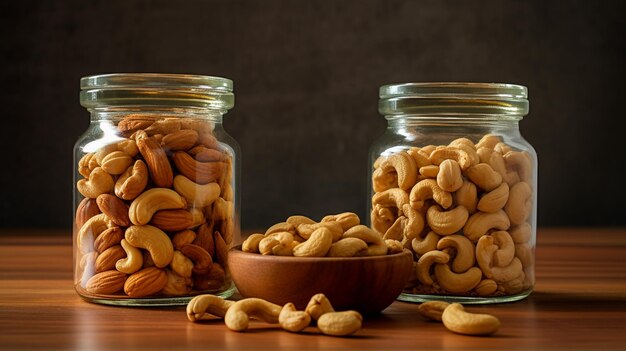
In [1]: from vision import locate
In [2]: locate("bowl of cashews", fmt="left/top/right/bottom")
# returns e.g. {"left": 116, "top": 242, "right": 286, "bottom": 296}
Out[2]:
{"left": 228, "top": 212, "right": 414, "bottom": 314}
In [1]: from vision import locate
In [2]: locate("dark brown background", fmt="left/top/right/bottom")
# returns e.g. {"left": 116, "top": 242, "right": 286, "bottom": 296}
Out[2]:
{"left": 0, "top": 0, "right": 624, "bottom": 230}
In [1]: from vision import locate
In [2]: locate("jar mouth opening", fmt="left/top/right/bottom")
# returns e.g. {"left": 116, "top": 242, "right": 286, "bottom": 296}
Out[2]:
{"left": 80, "top": 73, "right": 234, "bottom": 111}
{"left": 379, "top": 82, "right": 528, "bottom": 117}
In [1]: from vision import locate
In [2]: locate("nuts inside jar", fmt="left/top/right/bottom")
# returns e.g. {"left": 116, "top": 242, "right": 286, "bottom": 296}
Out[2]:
{"left": 371, "top": 134, "right": 534, "bottom": 297}
{"left": 75, "top": 114, "right": 235, "bottom": 298}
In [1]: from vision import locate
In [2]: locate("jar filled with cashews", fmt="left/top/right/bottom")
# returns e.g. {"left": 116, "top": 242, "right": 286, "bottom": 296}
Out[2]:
{"left": 368, "top": 83, "right": 536, "bottom": 304}
{"left": 74, "top": 74, "right": 240, "bottom": 305}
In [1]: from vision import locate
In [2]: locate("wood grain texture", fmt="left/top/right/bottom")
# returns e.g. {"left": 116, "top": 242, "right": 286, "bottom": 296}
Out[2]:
{"left": 1, "top": 228, "right": 626, "bottom": 351}
{"left": 228, "top": 247, "right": 413, "bottom": 313}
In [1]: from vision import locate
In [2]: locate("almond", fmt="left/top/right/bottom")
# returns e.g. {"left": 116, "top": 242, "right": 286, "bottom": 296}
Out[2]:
{"left": 93, "top": 227, "right": 124, "bottom": 253}
{"left": 136, "top": 131, "right": 174, "bottom": 188}
{"left": 188, "top": 145, "right": 228, "bottom": 162}
{"left": 144, "top": 118, "right": 181, "bottom": 136}
{"left": 172, "top": 151, "right": 225, "bottom": 185}
{"left": 95, "top": 245, "right": 127, "bottom": 273}
{"left": 96, "top": 194, "right": 131, "bottom": 227}
{"left": 76, "top": 198, "right": 101, "bottom": 229}
{"left": 193, "top": 222, "right": 215, "bottom": 257}
{"left": 150, "top": 209, "right": 195, "bottom": 231}
{"left": 118, "top": 114, "right": 154, "bottom": 136}
{"left": 213, "top": 230, "right": 229, "bottom": 267}
{"left": 124, "top": 267, "right": 168, "bottom": 297}
{"left": 86, "top": 270, "right": 127, "bottom": 295}
{"left": 193, "top": 263, "right": 225, "bottom": 291}
{"left": 161, "top": 129, "right": 198, "bottom": 151}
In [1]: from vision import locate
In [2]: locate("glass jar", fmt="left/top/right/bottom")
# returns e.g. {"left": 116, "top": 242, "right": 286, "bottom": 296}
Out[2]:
{"left": 74, "top": 73, "right": 240, "bottom": 306}
{"left": 368, "top": 82, "right": 536, "bottom": 304}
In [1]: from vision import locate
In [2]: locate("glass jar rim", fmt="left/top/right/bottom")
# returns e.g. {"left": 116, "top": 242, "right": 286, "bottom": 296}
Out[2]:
{"left": 80, "top": 73, "right": 234, "bottom": 111}
{"left": 379, "top": 82, "right": 528, "bottom": 118}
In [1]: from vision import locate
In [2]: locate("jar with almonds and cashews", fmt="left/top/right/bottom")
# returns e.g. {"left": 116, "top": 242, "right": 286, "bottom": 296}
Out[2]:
{"left": 368, "top": 83, "right": 536, "bottom": 303}
{"left": 74, "top": 74, "right": 240, "bottom": 305}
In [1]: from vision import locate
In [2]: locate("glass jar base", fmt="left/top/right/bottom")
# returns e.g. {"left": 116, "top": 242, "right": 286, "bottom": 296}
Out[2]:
{"left": 397, "top": 289, "right": 531, "bottom": 304}
{"left": 78, "top": 283, "right": 236, "bottom": 307}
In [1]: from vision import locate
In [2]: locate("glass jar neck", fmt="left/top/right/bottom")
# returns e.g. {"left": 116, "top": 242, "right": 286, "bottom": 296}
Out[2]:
{"left": 88, "top": 107, "right": 226, "bottom": 123}
{"left": 386, "top": 115, "right": 522, "bottom": 137}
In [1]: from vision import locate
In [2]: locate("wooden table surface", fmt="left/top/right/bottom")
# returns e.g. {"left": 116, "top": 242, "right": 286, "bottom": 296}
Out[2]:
{"left": 1, "top": 228, "right": 626, "bottom": 351}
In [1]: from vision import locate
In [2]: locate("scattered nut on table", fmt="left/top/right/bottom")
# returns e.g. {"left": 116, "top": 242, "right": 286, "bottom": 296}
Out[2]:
{"left": 187, "top": 293, "right": 363, "bottom": 337}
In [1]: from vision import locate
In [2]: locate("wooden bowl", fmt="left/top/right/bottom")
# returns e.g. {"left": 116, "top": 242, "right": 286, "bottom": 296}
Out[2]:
{"left": 227, "top": 247, "right": 413, "bottom": 314}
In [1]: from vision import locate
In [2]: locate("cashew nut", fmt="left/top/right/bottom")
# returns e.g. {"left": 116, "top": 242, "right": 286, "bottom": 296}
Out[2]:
{"left": 328, "top": 237, "right": 368, "bottom": 257}
{"left": 342, "top": 225, "right": 387, "bottom": 256}
{"left": 296, "top": 221, "right": 343, "bottom": 242}
{"left": 463, "top": 210, "right": 510, "bottom": 241}
{"left": 285, "top": 215, "right": 316, "bottom": 227}
{"left": 465, "top": 163, "right": 502, "bottom": 191}
{"left": 170, "top": 250, "right": 194, "bottom": 278}
{"left": 504, "top": 181, "right": 532, "bottom": 225}
{"left": 385, "top": 239, "right": 404, "bottom": 254}
{"left": 100, "top": 150, "right": 134, "bottom": 175}
{"left": 125, "top": 225, "right": 174, "bottom": 268}
{"left": 417, "top": 300, "right": 450, "bottom": 321}
{"left": 173, "top": 175, "right": 220, "bottom": 208}
{"left": 161, "top": 269, "right": 192, "bottom": 296}
{"left": 293, "top": 227, "right": 333, "bottom": 257}
{"left": 407, "top": 147, "right": 432, "bottom": 168}
{"left": 279, "top": 303, "right": 311, "bottom": 332}
{"left": 115, "top": 239, "right": 143, "bottom": 274}
{"left": 321, "top": 212, "right": 360, "bottom": 231}
{"left": 409, "top": 179, "right": 453, "bottom": 210}
{"left": 272, "top": 241, "right": 299, "bottom": 256}
{"left": 187, "top": 294, "right": 235, "bottom": 321}
{"left": 416, "top": 250, "right": 450, "bottom": 285}
{"left": 426, "top": 205, "right": 469, "bottom": 235}
{"left": 437, "top": 235, "right": 475, "bottom": 273}
{"left": 474, "top": 279, "right": 498, "bottom": 296}
{"left": 433, "top": 264, "right": 482, "bottom": 293}
{"left": 510, "top": 223, "right": 532, "bottom": 244}
{"left": 373, "top": 152, "right": 418, "bottom": 191}
{"left": 372, "top": 188, "right": 410, "bottom": 213}
{"left": 441, "top": 303, "right": 500, "bottom": 335}
{"left": 491, "top": 257, "right": 523, "bottom": 283}
{"left": 494, "top": 142, "right": 512, "bottom": 155}
{"left": 78, "top": 152, "right": 98, "bottom": 177}
{"left": 437, "top": 159, "right": 463, "bottom": 192}
{"left": 411, "top": 231, "right": 440, "bottom": 255}
{"left": 114, "top": 160, "right": 149, "bottom": 201}
{"left": 317, "top": 311, "right": 363, "bottom": 336}
{"left": 504, "top": 151, "right": 532, "bottom": 182}
{"left": 224, "top": 298, "right": 282, "bottom": 332}
{"left": 77, "top": 214, "right": 114, "bottom": 253}
{"left": 77, "top": 167, "right": 115, "bottom": 199}
{"left": 265, "top": 221, "right": 296, "bottom": 236}
{"left": 305, "top": 293, "right": 335, "bottom": 320}
{"left": 475, "top": 134, "right": 502, "bottom": 149}
{"left": 128, "top": 188, "right": 186, "bottom": 225}
{"left": 476, "top": 235, "right": 498, "bottom": 278}
{"left": 429, "top": 146, "right": 475, "bottom": 170}
{"left": 385, "top": 204, "right": 425, "bottom": 242}
{"left": 242, "top": 233, "right": 265, "bottom": 253}
{"left": 515, "top": 243, "right": 534, "bottom": 268}
{"left": 449, "top": 137, "right": 475, "bottom": 149}
{"left": 419, "top": 165, "right": 440, "bottom": 178}
{"left": 491, "top": 231, "right": 515, "bottom": 267}
{"left": 371, "top": 204, "right": 396, "bottom": 235}
{"left": 454, "top": 180, "right": 478, "bottom": 214}
{"left": 477, "top": 182, "right": 509, "bottom": 213}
